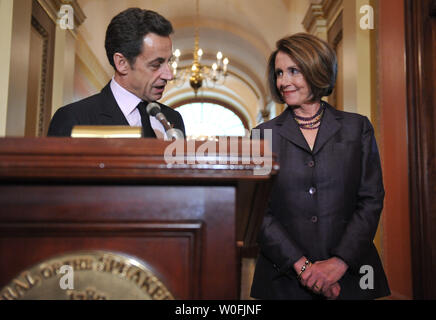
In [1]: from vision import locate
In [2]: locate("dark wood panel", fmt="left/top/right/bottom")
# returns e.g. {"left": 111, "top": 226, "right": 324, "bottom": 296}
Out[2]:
{"left": 0, "top": 185, "right": 237, "bottom": 299}
{"left": 0, "top": 138, "right": 277, "bottom": 299}
{"left": 405, "top": 0, "right": 436, "bottom": 299}
{"left": 0, "top": 222, "right": 202, "bottom": 299}
{"left": 0, "top": 138, "right": 276, "bottom": 182}
{"left": 0, "top": 186, "right": 226, "bottom": 222}
{"left": 377, "top": 0, "right": 412, "bottom": 299}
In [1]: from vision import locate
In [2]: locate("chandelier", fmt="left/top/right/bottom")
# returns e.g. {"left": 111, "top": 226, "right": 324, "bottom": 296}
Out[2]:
{"left": 171, "top": 0, "right": 229, "bottom": 95}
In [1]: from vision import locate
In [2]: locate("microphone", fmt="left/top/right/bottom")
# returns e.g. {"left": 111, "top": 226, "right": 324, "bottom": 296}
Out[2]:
{"left": 146, "top": 102, "right": 184, "bottom": 140}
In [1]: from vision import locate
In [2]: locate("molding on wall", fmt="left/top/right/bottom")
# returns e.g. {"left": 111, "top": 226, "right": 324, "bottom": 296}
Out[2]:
{"left": 30, "top": 16, "right": 49, "bottom": 137}
{"left": 303, "top": 0, "right": 343, "bottom": 36}
{"left": 303, "top": 4, "right": 326, "bottom": 35}
{"left": 37, "top": 0, "right": 86, "bottom": 37}
{"left": 75, "top": 32, "right": 111, "bottom": 91}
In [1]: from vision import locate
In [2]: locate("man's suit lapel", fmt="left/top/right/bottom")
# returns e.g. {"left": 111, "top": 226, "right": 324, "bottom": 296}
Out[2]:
{"left": 98, "top": 83, "right": 158, "bottom": 137}
{"left": 97, "top": 83, "right": 129, "bottom": 125}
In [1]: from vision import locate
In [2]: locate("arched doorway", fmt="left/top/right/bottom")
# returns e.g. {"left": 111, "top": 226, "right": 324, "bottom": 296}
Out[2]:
{"left": 173, "top": 98, "right": 248, "bottom": 138}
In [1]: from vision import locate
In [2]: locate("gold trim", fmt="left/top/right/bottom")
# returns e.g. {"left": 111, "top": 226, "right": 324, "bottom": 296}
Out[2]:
{"left": 31, "top": 16, "right": 49, "bottom": 137}
{"left": 71, "top": 126, "right": 142, "bottom": 138}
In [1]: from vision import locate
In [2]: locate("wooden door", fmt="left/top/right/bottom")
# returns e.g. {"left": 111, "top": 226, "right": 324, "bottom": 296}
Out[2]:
{"left": 405, "top": 0, "right": 436, "bottom": 299}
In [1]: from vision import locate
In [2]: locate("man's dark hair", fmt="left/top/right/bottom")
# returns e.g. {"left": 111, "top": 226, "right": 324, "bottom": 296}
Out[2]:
{"left": 105, "top": 8, "right": 173, "bottom": 69}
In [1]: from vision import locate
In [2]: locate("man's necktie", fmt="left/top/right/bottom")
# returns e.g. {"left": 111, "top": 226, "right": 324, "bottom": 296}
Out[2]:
{"left": 136, "top": 101, "right": 156, "bottom": 138}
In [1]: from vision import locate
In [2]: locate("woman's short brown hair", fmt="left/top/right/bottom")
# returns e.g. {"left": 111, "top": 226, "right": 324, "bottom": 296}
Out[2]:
{"left": 268, "top": 33, "right": 337, "bottom": 104}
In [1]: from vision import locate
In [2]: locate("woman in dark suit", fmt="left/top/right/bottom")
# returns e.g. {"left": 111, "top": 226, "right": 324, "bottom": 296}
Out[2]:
{"left": 250, "top": 33, "right": 390, "bottom": 300}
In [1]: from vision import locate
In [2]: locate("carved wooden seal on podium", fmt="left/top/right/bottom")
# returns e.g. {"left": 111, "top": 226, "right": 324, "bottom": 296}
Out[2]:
{"left": 1, "top": 250, "right": 174, "bottom": 300}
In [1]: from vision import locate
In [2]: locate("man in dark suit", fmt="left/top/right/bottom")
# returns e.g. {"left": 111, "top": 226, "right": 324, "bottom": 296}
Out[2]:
{"left": 48, "top": 8, "right": 185, "bottom": 138}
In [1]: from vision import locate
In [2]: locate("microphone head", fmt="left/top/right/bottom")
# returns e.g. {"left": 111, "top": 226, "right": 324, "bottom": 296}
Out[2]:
{"left": 146, "top": 102, "right": 161, "bottom": 116}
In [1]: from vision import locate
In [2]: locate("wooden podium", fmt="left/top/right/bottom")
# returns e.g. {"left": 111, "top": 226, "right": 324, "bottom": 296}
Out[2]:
{"left": 0, "top": 137, "right": 277, "bottom": 300}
